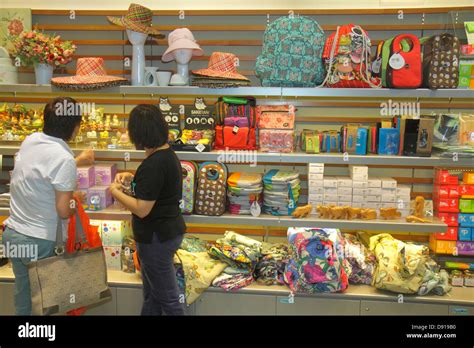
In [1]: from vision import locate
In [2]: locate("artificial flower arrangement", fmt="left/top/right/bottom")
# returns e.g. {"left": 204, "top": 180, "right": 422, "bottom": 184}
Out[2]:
{"left": 10, "top": 30, "right": 76, "bottom": 67}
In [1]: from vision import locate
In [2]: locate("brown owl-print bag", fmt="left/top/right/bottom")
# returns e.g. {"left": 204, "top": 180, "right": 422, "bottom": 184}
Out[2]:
{"left": 194, "top": 162, "right": 228, "bottom": 216}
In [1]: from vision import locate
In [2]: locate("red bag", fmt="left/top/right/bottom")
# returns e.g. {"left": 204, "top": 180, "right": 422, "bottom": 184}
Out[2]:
{"left": 66, "top": 198, "right": 103, "bottom": 316}
{"left": 387, "top": 34, "right": 422, "bottom": 88}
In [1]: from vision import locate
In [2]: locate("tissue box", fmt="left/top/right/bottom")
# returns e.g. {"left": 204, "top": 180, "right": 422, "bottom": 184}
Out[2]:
{"left": 94, "top": 164, "right": 117, "bottom": 186}
{"left": 337, "top": 177, "right": 353, "bottom": 188}
{"left": 459, "top": 199, "right": 474, "bottom": 213}
{"left": 438, "top": 213, "right": 459, "bottom": 227}
{"left": 103, "top": 246, "right": 122, "bottom": 270}
{"left": 308, "top": 163, "right": 324, "bottom": 174}
{"left": 435, "top": 227, "right": 458, "bottom": 241}
{"left": 456, "top": 241, "right": 474, "bottom": 256}
{"left": 368, "top": 177, "right": 382, "bottom": 188}
{"left": 87, "top": 186, "right": 113, "bottom": 210}
{"left": 380, "top": 177, "right": 397, "bottom": 189}
{"left": 459, "top": 227, "right": 472, "bottom": 241}
{"left": 459, "top": 213, "right": 474, "bottom": 227}
{"left": 101, "top": 220, "right": 132, "bottom": 246}
{"left": 77, "top": 166, "right": 95, "bottom": 189}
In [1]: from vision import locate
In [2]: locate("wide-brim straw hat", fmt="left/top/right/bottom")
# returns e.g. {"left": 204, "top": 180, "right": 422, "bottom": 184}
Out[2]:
{"left": 107, "top": 3, "right": 164, "bottom": 37}
{"left": 192, "top": 52, "right": 249, "bottom": 81}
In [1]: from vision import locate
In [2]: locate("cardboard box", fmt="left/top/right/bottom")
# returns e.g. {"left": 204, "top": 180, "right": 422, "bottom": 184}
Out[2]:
{"left": 380, "top": 177, "right": 397, "bottom": 189}
{"left": 77, "top": 166, "right": 95, "bottom": 189}
{"left": 367, "top": 195, "right": 382, "bottom": 202}
{"left": 456, "top": 241, "right": 474, "bottom": 256}
{"left": 308, "top": 163, "right": 325, "bottom": 174}
{"left": 337, "top": 177, "right": 353, "bottom": 188}
{"left": 429, "top": 234, "right": 457, "bottom": 254}
{"left": 352, "top": 195, "right": 365, "bottom": 203}
{"left": 308, "top": 187, "right": 324, "bottom": 195}
{"left": 367, "top": 177, "right": 382, "bottom": 188}
{"left": 337, "top": 187, "right": 353, "bottom": 196}
{"left": 437, "top": 213, "right": 459, "bottom": 227}
{"left": 367, "top": 188, "right": 382, "bottom": 196}
{"left": 459, "top": 227, "right": 472, "bottom": 241}
{"left": 323, "top": 177, "right": 338, "bottom": 188}
{"left": 459, "top": 213, "right": 474, "bottom": 227}
{"left": 435, "top": 227, "right": 458, "bottom": 241}
{"left": 396, "top": 185, "right": 411, "bottom": 196}
{"left": 463, "top": 172, "right": 474, "bottom": 185}
{"left": 308, "top": 194, "right": 323, "bottom": 202}
{"left": 352, "top": 202, "right": 362, "bottom": 208}
{"left": 101, "top": 220, "right": 132, "bottom": 246}
{"left": 353, "top": 181, "right": 368, "bottom": 189}
{"left": 460, "top": 185, "right": 474, "bottom": 197}
{"left": 349, "top": 165, "right": 368, "bottom": 176}
{"left": 353, "top": 188, "right": 368, "bottom": 196}
{"left": 324, "top": 193, "right": 338, "bottom": 201}
{"left": 435, "top": 170, "right": 458, "bottom": 185}
{"left": 436, "top": 198, "right": 459, "bottom": 213}
{"left": 86, "top": 186, "right": 113, "bottom": 211}
{"left": 351, "top": 173, "right": 368, "bottom": 181}
{"left": 459, "top": 199, "right": 474, "bottom": 213}
{"left": 382, "top": 193, "right": 397, "bottom": 203}
{"left": 337, "top": 194, "right": 352, "bottom": 202}
{"left": 94, "top": 164, "right": 117, "bottom": 186}
{"left": 103, "top": 246, "right": 122, "bottom": 270}
{"left": 308, "top": 180, "right": 324, "bottom": 189}
{"left": 323, "top": 187, "right": 338, "bottom": 195}
{"left": 308, "top": 173, "right": 324, "bottom": 181}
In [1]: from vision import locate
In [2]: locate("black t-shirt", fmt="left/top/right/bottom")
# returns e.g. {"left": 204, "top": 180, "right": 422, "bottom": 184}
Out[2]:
{"left": 131, "top": 147, "right": 186, "bottom": 243}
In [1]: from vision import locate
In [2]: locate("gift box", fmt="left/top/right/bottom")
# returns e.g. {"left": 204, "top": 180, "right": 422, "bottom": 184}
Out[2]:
{"left": 459, "top": 213, "right": 474, "bottom": 227}
{"left": 437, "top": 212, "right": 459, "bottom": 227}
{"left": 460, "top": 185, "right": 474, "bottom": 197}
{"left": 435, "top": 198, "right": 459, "bottom": 213}
{"left": 459, "top": 199, "right": 474, "bottom": 213}
{"left": 459, "top": 227, "right": 472, "bottom": 241}
{"left": 86, "top": 186, "right": 113, "bottom": 211}
{"left": 77, "top": 166, "right": 95, "bottom": 189}
{"left": 435, "top": 170, "right": 458, "bottom": 185}
{"left": 435, "top": 227, "right": 458, "bottom": 241}
{"left": 429, "top": 234, "right": 457, "bottom": 254}
{"left": 103, "top": 246, "right": 122, "bottom": 270}
{"left": 456, "top": 241, "right": 474, "bottom": 256}
{"left": 434, "top": 185, "right": 460, "bottom": 199}
{"left": 463, "top": 172, "right": 474, "bottom": 185}
{"left": 101, "top": 220, "right": 132, "bottom": 246}
{"left": 94, "top": 164, "right": 117, "bottom": 186}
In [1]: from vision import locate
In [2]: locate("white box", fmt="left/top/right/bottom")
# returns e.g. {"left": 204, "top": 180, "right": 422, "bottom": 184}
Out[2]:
{"left": 367, "top": 195, "right": 382, "bottom": 202}
{"left": 324, "top": 193, "right": 338, "bottom": 201}
{"left": 309, "top": 187, "right": 324, "bottom": 195}
{"left": 308, "top": 194, "right": 323, "bottom": 202}
{"left": 349, "top": 165, "right": 368, "bottom": 176}
{"left": 382, "top": 187, "right": 397, "bottom": 193}
{"left": 351, "top": 173, "right": 368, "bottom": 181}
{"left": 324, "top": 187, "right": 338, "bottom": 195}
{"left": 367, "top": 188, "right": 382, "bottom": 196}
{"left": 308, "top": 173, "right": 324, "bottom": 181}
{"left": 397, "top": 185, "right": 411, "bottom": 196}
{"left": 399, "top": 209, "right": 410, "bottom": 217}
{"left": 338, "top": 194, "right": 352, "bottom": 202}
{"left": 367, "top": 177, "right": 382, "bottom": 188}
{"left": 396, "top": 195, "right": 411, "bottom": 204}
{"left": 337, "top": 177, "right": 353, "bottom": 188}
{"left": 381, "top": 177, "right": 397, "bottom": 189}
{"left": 308, "top": 180, "right": 324, "bottom": 188}
{"left": 394, "top": 201, "right": 410, "bottom": 209}
{"left": 352, "top": 195, "right": 366, "bottom": 203}
{"left": 351, "top": 202, "right": 362, "bottom": 208}
{"left": 323, "top": 177, "right": 338, "bottom": 188}
{"left": 308, "top": 163, "right": 325, "bottom": 174}
{"left": 323, "top": 201, "right": 338, "bottom": 206}
{"left": 352, "top": 180, "right": 368, "bottom": 189}
{"left": 353, "top": 188, "right": 368, "bottom": 196}
{"left": 381, "top": 193, "right": 397, "bottom": 203}
{"left": 337, "top": 202, "right": 350, "bottom": 207}
{"left": 337, "top": 187, "right": 353, "bottom": 195}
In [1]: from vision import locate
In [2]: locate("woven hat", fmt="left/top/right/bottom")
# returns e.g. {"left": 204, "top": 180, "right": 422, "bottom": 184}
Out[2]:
{"left": 51, "top": 57, "right": 128, "bottom": 90}
{"left": 161, "top": 28, "right": 203, "bottom": 62}
{"left": 107, "top": 3, "right": 164, "bottom": 37}
{"left": 192, "top": 52, "right": 249, "bottom": 81}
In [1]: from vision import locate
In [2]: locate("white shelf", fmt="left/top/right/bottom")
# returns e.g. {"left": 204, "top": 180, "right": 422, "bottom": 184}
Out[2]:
{"left": 0, "top": 84, "right": 473, "bottom": 99}
{"left": 0, "top": 207, "right": 447, "bottom": 232}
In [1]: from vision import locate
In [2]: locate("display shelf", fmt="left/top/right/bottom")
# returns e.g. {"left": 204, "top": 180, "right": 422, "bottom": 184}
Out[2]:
{"left": 0, "top": 265, "right": 472, "bottom": 306}
{"left": 1, "top": 145, "right": 472, "bottom": 167}
{"left": 0, "top": 207, "right": 447, "bottom": 232}
{"left": 1, "top": 84, "right": 474, "bottom": 99}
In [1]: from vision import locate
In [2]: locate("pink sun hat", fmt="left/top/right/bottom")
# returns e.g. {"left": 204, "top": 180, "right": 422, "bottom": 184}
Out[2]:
{"left": 161, "top": 28, "right": 203, "bottom": 63}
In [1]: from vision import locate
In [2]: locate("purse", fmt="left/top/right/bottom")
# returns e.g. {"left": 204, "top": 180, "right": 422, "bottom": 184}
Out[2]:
{"left": 28, "top": 211, "right": 112, "bottom": 315}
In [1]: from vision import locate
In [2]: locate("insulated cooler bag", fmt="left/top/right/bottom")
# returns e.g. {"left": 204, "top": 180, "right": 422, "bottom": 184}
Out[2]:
{"left": 257, "top": 105, "right": 296, "bottom": 153}
{"left": 194, "top": 162, "right": 228, "bottom": 216}
{"left": 180, "top": 161, "right": 198, "bottom": 214}
{"left": 422, "top": 33, "right": 460, "bottom": 89}
{"left": 387, "top": 34, "right": 422, "bottom": 88}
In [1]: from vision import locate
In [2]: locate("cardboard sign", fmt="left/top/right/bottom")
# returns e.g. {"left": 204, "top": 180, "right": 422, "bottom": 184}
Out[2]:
{"left": 184, "top": 98, "right": 215, "bottom": 130}
{"left": 159, "top": 97, "right": 181, "bottom": 131}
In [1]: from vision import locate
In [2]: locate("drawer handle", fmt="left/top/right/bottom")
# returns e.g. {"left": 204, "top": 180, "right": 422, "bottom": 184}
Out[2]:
{"left": 365, "top": 307, "right": 370, "bottom": 311}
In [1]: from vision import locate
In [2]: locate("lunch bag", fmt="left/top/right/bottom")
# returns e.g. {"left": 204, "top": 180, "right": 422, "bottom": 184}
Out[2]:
{"left": 255, "top": 16, "right": 325, "bottom": 87}
{"left": 180, "top": 161, "right": 198, "bottom": 214}
{"left": 257, "top": 105, "right": 296, "bottom": 153}
{"left": 387, "top": 34, "right": 422, "bottom": 88}
{"left": 214, "top": 96, "right": 257, "bottom": 150}
{"left": 194, "top": 162, "right": 228, "bottom": 216}
{"left": 322, "top": 24, "right": 380, "bottom": 88}
{"left": 422, "top": 33, "right": 460, "bottom": 89}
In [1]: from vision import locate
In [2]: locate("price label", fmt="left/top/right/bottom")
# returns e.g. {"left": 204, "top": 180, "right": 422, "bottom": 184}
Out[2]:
{"left": 389, "top": 53, "right": 405, "bottom": 70}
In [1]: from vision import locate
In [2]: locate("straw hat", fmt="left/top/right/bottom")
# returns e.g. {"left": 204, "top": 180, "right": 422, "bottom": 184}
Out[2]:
{"left": 107, "top": 3, "right": 164, "bottom": 38}
{"left": 161, "top": 28, "right": 203, "bottom": 62}
{"left": 192, "top": 52, "right": 249, "bottom": 81}
{"left": 51, "top": 57, "right": 128, "bottom": 90}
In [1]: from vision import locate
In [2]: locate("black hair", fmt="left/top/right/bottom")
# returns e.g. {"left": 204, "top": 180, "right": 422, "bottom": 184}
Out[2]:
{"left": 43, "top": 97, "right": 82, "bottom": 141}
{"left": 128, "top": 104, "right": 169, "bottom": 150}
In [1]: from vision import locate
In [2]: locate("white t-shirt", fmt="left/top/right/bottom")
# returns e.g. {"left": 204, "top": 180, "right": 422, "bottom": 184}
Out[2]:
{"left": 5, "top": 132, "right": 76, "bottom": 241}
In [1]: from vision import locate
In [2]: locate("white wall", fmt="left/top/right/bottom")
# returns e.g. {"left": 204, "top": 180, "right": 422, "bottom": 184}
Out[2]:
{"left": 0, "top": 0, "right": 472, "bottom": 10}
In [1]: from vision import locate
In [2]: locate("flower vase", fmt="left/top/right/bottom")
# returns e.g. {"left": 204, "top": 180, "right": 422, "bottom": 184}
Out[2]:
{"left": 34, "top": 63, "right": 53, "bottom": 84}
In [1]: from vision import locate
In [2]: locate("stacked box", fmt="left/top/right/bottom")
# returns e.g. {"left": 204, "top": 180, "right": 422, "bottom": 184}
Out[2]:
{"left": 307, "top": 163, "right": 324, "bottom": 214}
{"left": 77, "top": 166, "right": 95, "bottom": 189}
{"left": 396, "top": 184, "right": 411, "bottom": 217}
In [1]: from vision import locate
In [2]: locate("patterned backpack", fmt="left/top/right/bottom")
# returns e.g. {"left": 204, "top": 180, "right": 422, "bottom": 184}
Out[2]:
{"left": 256, "top": 16, "right": 325, "bottom": 87}
{"left": 322, "top": 24, "right": 380, "bottom": 88}
{"left": 422, "top": 33, "right": 460, "bottom": 89}
{"left": 194, "top": 162, "right": 228, "bottom": 216}
{"left": 180, "top": 161, "right": 198, "bottom": 214}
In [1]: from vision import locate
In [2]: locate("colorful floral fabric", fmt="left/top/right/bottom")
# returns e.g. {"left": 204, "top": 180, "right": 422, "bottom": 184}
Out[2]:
{"left": 343, "top": 234, "right": 376, "bottom": 285}
{"left": 212, "top": 272, "right": 254, "bottom": 291}
{"left": 254, "top": 243, "right": 289, "bottom": 285}
{"left": 418, "top": 258, "right": 451, "bottom": 296}
{"left": 284, "top": 228, "right": 350, "bottom": 293}
{"left": 180, "top": 236, "right": 209, "bottom": 253}
{"left": 370, "top": 233, "right": 430, "bottom": 294}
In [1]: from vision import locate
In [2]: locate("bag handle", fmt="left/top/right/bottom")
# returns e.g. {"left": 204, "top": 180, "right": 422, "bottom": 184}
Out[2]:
{"left": 54, "top": 201, "right": 88, "bottom": 256}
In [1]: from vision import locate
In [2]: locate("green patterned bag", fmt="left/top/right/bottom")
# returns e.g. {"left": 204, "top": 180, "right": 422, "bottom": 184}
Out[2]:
{"left": 256, "top": 16, "right": 325, "bottom": 87}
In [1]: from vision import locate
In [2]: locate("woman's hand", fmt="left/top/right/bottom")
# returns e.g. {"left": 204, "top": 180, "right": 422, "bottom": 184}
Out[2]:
{"left": 75, "top": 149, "right": 95, "bottom": 166}
{"left": 109, "top": 182, "right": 122, "bottom": 195}
{"left": 114, "top": 172, "right": 134, "bottom": 185}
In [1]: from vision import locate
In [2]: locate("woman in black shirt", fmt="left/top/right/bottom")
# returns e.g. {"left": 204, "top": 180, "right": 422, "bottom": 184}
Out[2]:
{"left": 110, "top": 104, "right": 186, "bottom": 316}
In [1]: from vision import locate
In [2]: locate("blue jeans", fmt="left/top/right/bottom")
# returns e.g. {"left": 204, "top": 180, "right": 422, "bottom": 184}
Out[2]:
{"left": 2, "top": 226, "right": 55, "bottom": 315}
{"left": 136, "top": 233, "right": 185, "bottom": 316}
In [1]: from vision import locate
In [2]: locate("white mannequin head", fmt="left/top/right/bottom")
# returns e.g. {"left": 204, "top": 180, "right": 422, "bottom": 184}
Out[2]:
{"left": 126, "top": 29, "right": 148, "bottom": 45}
{"left": 173, "top": 48, "right": 193, "bottom": 65}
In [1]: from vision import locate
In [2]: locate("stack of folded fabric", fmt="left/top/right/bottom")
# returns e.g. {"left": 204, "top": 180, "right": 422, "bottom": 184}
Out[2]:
{"left": 208, "top": 231, "right": 262, "bottom": 291}
{"left": 191, "top": 52, "right": 251, "bottom": 88}
{"left": 253, "top": 242, "right": 290, "bottom": 285}
{"left": 0, "top": 192, "right": 10, "bottom": 208}
{"left": 227, "top": 172, "right": 263, "bottom": 215}
{"left": 263, "top": 170, "right": 300, "bottom": 216}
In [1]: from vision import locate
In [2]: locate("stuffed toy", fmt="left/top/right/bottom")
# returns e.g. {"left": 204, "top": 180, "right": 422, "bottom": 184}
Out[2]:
{"left": 332, "top": 206, "right": 346, "bottom": 219}
{"left": 292, "top": 204, "right": 313, "bottom": 218}
{"left": 414, "top": 196, "right": 425, "bottom": 218}
{"left": 379, "top": 207, "right": 401, "bottom": 220}
{"left": 346, "top": 207, "right": 362, "bottom": 220}
{"left": 361, "top": 208, "right": 377, "bottom": 220}
{"left": 406, "top": 215, "right": 431, "bottom": 223}
{"left": 317, "top": 205, "right": 332, "bottom": 219}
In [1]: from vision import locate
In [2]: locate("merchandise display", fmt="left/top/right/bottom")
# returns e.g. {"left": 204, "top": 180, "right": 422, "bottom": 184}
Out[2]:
{"left": 76, "top": 164, "right": 117, "bottom": 210}
{"left": 192, "top": 52, "right": 250, "bottom": 87}
{"left": 227, "top": 172, "right": 263, "bottom": 215}
{"left": 263, "top": 170, "right": 300, "bottom": 216}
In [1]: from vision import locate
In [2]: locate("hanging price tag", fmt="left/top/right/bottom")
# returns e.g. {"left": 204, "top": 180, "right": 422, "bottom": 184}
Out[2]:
{"left": 389, "top": 53, "right": 405, "bottom": 70}
{"left": 372, "top": 58, "right": 382, "bottom": 74}
{"left": 195, "top": 143, "right": 206, "bottom": 152}
{"left": 250, "top": 201, "right": 261, "bottom": 217}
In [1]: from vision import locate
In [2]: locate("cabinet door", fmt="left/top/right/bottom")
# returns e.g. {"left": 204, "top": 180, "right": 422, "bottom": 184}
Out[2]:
{"left": 449, "top": 305, "right": 474, "bottom": 316}
{"left": 85, "top": 288, "right": 117, "bottom": 315}
{"left": 0, "top": 283, "right": 15, "bottom": 315}
{"left": 361, "top": 300, "right": 449, "bottom": 315}
{"left": 195, "top": 292, "right": 276, "bottom": 315}
{"left": 276, "top": 296, "right": 360, "bottom": 315}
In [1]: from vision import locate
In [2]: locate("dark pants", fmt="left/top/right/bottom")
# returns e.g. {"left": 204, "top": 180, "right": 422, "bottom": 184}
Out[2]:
{"left": 136, "top": 232, "right": 185, "bottom": 316}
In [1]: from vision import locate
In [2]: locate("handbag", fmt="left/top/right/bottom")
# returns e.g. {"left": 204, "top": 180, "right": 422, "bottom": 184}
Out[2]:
{"left": 28, "top": 209, "right": 112, "bottom": 315}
